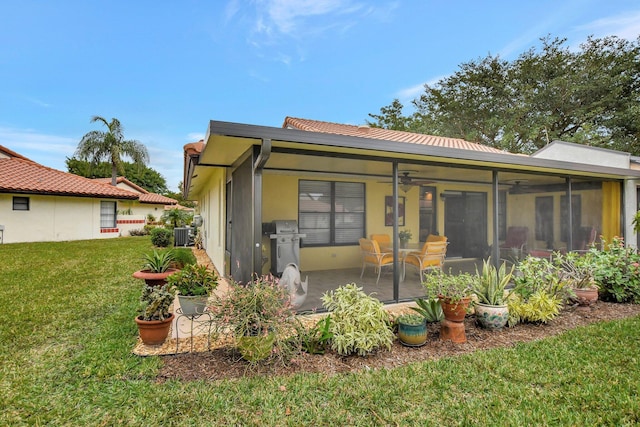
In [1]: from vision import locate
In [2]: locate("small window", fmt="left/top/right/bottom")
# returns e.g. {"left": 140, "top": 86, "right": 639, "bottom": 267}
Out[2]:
{"left": 12, "top": 196, "right": 30, "bottom": 211}
{"left": 100, "top": 201, "right": 117, "bottom": 228}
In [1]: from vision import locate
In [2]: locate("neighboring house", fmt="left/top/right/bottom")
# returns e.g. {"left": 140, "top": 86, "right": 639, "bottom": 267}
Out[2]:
{"left": 0, "top": 145, "right": 177, "bottom": 243}
{"left": 92, "top": 177, "right": 178, "bottom": 234}
{"left": 183, "top": 117, "right": 640, "bottom": 309}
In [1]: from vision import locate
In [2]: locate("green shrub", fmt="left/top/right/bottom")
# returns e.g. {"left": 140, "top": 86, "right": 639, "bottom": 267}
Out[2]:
{"left": 513, "top": 256, "right": 572, "bottom": 302}
{"left": 588, "top": 237, "right": 640, "bottom": 303}
{"left": 321, "top": 283, "right": 394, "bottom": 356}
{"left": 509, "top": 256, "right": 570, "bottom": 326}
{"left": 150, "top": 227, "right": 172, "bottom": 247}
{"left": 172, "top": 248, "right": 197, "bottom": 268}
{"left": 508, "top": 291, "right": 561, "bottom": 326}
{"left": 129, "top": 228, "right": 149, "bottom": 236}
{"left": 297, "top": 316, "right": 333, "bottom": 355}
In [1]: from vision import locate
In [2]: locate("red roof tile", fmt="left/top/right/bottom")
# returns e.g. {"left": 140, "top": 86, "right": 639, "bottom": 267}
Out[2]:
{"left": 92, "top": 177, "right": 178, "bottom": 204}
{"left": 0, "top": 157, "right": 139, "bottom": 199}
{"left": 139, "top": 193, "right": 178, "bottom": 205}
{"left": 93, "top": 177, "right": 149, "bottom": 194}
{"left": 184, "top": 140, "right": 204, "bottom": 156}
{"left": 283, "top": 117, "right": 508, "bottom": 154}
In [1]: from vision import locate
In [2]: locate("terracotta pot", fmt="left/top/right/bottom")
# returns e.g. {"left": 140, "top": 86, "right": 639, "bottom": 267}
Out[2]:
{"left": 439, "top": 297, "right": 471, "bottom": 322}
{"left": 132, "top": 268, "right": 178, "bottom": 287}
{"left": 135, "top": 313, "right": 174, "bottom": 345}
{"left": 475, "top": 303, "right": 509, "bottom": 329}
{"left": 574, "top": 287, "right": 598, "bottom": 307}
{"left": 397, "top": 319, "right": 428, "bottom": 347}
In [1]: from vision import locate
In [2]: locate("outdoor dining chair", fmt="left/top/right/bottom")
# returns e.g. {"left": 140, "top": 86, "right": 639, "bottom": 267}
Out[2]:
{"left": 359, "top": 238, "right": 395, "bottom": 284}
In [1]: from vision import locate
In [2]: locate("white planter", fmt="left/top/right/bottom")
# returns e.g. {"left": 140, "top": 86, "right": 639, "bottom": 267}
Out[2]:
{"left": 475, "top": 303, "right": 509, "bottom": 329}
{"left": 178, "top": 295, "right": 208, "bottom": 316}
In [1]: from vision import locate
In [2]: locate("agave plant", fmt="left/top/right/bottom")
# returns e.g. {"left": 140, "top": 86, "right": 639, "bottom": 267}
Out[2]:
{"left": 141, "top": 249, "right": 175, "bottom": 273}
{"left": 472, "top": 258, "right": 514, "bottom": 305}
{"left": 410, "top": 297, "right": 444, "bottom": 322}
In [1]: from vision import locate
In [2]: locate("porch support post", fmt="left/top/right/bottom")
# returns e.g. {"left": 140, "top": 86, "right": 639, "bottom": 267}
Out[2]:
{"left": 566, "top": 177, "right": 573, "bottom": 251}
{"left": 252, "top": 139, "right": 271, "bottom": 278}
{"left": 491, "top": 171, "right": 500, "bottom": 267}
{"left": 392, "top": 161, "right": 400, "bottom": 301}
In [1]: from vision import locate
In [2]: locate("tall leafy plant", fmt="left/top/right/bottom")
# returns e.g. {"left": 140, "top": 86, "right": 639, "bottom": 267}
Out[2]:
{"left": 321, "top": 284, "right": 393, "bottom": 356}
{"left": 472, "top": 258, "right": 513, "bottom": 305}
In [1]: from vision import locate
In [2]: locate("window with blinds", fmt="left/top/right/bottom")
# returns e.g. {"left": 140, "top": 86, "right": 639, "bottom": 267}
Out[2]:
{"left": 100, "top": 201, "right": 117, "bottom": 228}
{"left": 12, "top": 196, "right": 30, "bottom": 211}
{"left": 299, "top": 180, "right": 365, "bottom": 246}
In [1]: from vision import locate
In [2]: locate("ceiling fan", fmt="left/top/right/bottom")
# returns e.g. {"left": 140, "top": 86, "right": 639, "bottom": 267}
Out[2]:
{"left": 380, "top": 172, "right": 435, "bottom": 192}
{"left": 507, "top": 180, "right": 531, "bottom": 194}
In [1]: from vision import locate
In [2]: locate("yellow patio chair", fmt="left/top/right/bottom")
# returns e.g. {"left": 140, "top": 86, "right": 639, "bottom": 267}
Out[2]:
{"left": 370, "top": 233, "right": 391, "bottom": 247}
{"left": 359, "top": 238, "right": 394, "bottom": 284}
{"left": 404, "top": 240, "right": 448, "bottom": 279}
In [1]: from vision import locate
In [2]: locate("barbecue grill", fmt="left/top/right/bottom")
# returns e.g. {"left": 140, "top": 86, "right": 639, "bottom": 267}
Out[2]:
{"left": 269, "top": 220, "right": 306, "bottom": 276}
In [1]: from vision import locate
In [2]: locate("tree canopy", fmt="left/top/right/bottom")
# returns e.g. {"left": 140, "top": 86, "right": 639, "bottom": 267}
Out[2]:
{"left": 75, "top": 116, "right": 149, "bottom": 185}
{"left": 368, "top": 35, "right": 640, "bottom": 155}
{"left": 66, "top": 157, "right": 169, "bottom": 194}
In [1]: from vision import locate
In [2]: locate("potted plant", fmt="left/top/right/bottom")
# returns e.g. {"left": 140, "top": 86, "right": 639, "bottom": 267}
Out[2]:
{"left": 471, "top": 258, "right": 513, "bottom": 329}
{"left": 135, "top": 284, "right": 176, "bottom": 345}
{"left": 396, "top": 313, "right": 428, "bottom": 347}
{"left": 209, "top": 274, "right": 296, "bottom": 363}
{"left": 398, "top": 229, "right": 412, "bottom": 248}
{"left": 422, "top": 269, "right": 475, "bottom": 321}
{"left": 132, "top": 249, "right": 178, "bottom": 287}
{"left": 168, "top": 264, "right": 218, "bottom": 315}
{"left": 555, "top": 252, "right": 599, "bottom": 307}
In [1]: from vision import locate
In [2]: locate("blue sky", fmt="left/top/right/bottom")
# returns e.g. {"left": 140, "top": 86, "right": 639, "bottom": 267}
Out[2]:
{"left": 1, "top": 0, "right": 639, "bottom": 190}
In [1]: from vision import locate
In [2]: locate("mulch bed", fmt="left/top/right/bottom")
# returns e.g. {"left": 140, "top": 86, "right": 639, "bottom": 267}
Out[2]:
{"left": 157, "top": 301, "right": 640, "bottom": 382}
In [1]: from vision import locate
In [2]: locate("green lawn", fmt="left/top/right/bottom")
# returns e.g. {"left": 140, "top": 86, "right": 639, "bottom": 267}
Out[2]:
{"left": 1, "top": 238, "right": 639, "bottom": 425}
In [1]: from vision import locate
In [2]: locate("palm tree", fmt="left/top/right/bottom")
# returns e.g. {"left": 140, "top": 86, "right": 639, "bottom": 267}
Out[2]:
{"left": 75, "top": 116, "right": 149, "bottom": 186}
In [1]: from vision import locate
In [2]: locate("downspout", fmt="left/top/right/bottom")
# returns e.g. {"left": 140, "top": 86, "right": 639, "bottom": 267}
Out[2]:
{"left": 253, "top": 138, "right": 272, "bottom": 278}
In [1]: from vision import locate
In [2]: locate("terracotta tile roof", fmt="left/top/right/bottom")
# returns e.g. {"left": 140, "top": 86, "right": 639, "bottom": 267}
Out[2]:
{"left": 0, "top": 144, "right": 34, "bottom": 161}
{"left": 184, "top": 140, "right": 204, "bottom": 156}
{"left": 138, "top": 193, "right": 178, "bottom": 205}
{"left": 92, "top": 177, "right": 178, "bottom": 205}
{"left": 0, "top": 157, "right": 138, "bottom": 199}
{"left": 283, "top": 116, "right": 508, "bottom": 154}
{"left": 93, "top": 177, "right": 148, "bottom": 194}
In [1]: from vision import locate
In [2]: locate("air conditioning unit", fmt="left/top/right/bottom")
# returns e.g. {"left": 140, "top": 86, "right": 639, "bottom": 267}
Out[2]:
{"left": 174, "top": 227, "right": 190, "bottom": 246}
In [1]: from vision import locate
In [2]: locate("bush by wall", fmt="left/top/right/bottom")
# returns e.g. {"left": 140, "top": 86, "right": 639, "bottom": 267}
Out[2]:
{"left": 150, "top": 227, "right": 172, "bottom": 247}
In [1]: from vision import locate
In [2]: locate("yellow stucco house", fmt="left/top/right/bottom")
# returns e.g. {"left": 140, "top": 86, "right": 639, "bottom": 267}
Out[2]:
{"left": 182, "top": 117, "right": 640, "bottom": 311}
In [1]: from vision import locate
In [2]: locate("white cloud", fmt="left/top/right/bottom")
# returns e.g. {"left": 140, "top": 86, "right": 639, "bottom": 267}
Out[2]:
{"left": 0, "top": 126, "right": 77, "bottom": 171}
{"left": 575, "top": 10, "right": 640, "bottom": 40}
{"left": 261, "top": 0, "right": 355, "bottom": 36}
{"left": 0, "top": 127, "right": 76, "bottom": 156}
{"left": 395, "top": 75, "right": 446, "bottom": 103}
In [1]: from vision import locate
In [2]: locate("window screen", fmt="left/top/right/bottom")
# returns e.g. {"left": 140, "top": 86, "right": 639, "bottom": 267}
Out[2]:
{"left": 299, "top": 180, "right": 364, "bottom": 246}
